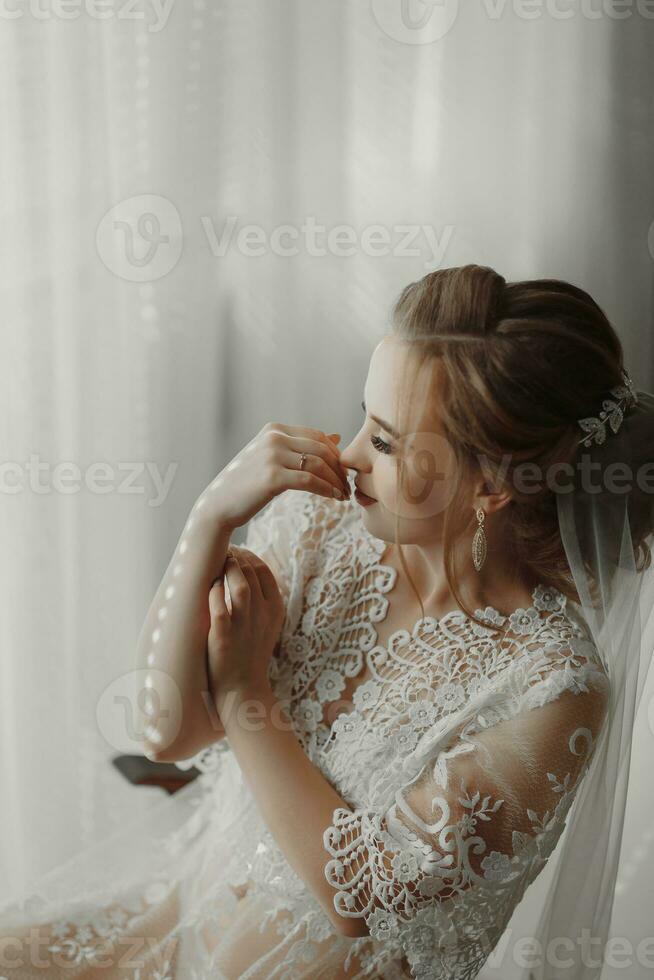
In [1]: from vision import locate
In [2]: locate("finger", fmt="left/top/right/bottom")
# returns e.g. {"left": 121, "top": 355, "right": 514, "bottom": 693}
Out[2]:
{"left": 232, "top": 549, "right": 264, "bottom": 603}
{"left": 223, "top": 552, "right": 251, "bottom": 618}
{"left": 279, "top": 440, "right": 349, "bottom": 496}
{"left": 208, "top": 578, "right": 229, "bottom": 624}
{"left": 235, "top": 547, "right": 281, "bottom": 602}
{"left": 268, "top": 423, "right": 345, "bottom": 472}
{"left": 281, "top": 465, "right": 348, "bottom": 501}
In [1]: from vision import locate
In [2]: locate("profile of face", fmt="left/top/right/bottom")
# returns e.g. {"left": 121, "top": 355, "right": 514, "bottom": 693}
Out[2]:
{"left": 339, "top": 336, "right": 460, "bottom": 545}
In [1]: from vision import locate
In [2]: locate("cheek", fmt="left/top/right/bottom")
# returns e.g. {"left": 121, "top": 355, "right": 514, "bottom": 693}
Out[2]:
{"left": 378, "top": 451, "right": 458, "bottom": 522}
{"left": 371, "top": 456, "right": 398, "bottom": 498}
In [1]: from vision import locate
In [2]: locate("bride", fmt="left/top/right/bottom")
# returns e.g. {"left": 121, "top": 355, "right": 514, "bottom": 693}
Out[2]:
{"left": 1, "top": 263, "right": 651, "bottom": 979}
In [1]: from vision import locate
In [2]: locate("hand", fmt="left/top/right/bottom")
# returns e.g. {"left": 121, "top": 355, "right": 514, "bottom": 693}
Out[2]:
{"left": 207, "top": 547, "right": 286, "bottom": 710}
{"left": 194, "top": 423, "right": 350, "bottom": 532}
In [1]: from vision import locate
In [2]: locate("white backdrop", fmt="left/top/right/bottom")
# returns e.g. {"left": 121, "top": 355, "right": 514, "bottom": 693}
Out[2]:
{"left": 1, "top": 0, "right": 653, "bottom": 964}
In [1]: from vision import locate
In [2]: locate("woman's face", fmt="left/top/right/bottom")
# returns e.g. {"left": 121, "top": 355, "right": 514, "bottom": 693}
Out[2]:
{"left": 339, "top": 336, "right": 459, "bottom": 544}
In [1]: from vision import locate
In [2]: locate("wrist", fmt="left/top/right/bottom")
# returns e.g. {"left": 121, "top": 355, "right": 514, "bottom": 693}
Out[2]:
{"left": 189, "top": 497, "right": 238, "bottom": 542}
{"left": 214, "top": 678, "right": 274, "bottom": 722}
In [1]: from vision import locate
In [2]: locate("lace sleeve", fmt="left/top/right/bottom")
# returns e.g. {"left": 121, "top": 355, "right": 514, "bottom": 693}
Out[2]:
{"left": 174, "top": 491, "right": 348, "bottom": 774}
{"left": 322, "top": 650, "right": 610, "bottom": 971}
{"left": 240, "top": 489, "right": 300, "bottom": 607}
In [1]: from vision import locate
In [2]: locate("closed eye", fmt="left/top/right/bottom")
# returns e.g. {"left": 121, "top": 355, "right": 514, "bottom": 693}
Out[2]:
{"left": 361, "top": 400, "right": 394, "bottom": 454}
{"left": 371, "top": 434, "right": 393, "bottom": 455}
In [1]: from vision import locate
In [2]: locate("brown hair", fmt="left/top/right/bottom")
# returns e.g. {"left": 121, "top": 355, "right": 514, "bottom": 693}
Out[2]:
{"left": 388, "top": 263, "right": 647, "bottom": 636}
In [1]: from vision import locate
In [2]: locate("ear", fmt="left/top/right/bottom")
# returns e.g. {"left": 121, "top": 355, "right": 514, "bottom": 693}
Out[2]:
{"left": 474, "top": 479, "right": 514, "bottom": 516}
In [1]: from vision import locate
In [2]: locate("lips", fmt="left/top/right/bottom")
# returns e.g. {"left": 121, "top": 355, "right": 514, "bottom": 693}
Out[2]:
{"left": 355, "top": 484, "right": 375, "bottom": 501}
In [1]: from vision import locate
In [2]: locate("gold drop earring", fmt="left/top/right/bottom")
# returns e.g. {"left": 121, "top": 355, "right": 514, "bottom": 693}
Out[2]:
{"left": 472, "top": 507, "right": 487, "bottom": 572}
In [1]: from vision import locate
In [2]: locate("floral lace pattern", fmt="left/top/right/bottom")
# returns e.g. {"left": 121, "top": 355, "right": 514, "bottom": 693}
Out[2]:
{"left": 252, "top": 492, "right": 608, "bottom": 978}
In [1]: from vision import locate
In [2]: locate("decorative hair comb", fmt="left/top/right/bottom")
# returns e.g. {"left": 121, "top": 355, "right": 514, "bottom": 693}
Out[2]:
{"left": 577, "top": 369, "right": 639, "bottom": 447}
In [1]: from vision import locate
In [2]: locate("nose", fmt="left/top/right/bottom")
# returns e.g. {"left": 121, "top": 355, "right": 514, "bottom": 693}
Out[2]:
{"left": 338, "top": 432, "right": 372, "bottom": 486}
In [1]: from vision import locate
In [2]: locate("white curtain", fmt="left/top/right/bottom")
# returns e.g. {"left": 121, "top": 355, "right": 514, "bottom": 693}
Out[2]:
{"left": 1, "top": 0, "right": 653, "bottom": 958}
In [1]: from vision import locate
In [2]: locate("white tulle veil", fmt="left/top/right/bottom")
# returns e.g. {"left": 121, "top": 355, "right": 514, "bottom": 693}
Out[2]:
{"left": 487, "top": 385, "right": 654, "bottom": 980}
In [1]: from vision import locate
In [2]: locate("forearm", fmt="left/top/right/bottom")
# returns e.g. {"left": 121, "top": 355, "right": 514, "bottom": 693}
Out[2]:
{"left": 136, "top": 505, "right": 233, "bottom": 760}
{"left": 215, "top": 683, "right": 367, "bottom": 938}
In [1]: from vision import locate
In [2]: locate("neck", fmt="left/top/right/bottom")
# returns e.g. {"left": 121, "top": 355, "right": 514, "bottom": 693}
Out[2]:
{"left": 387, "top": 519, "right": 536, "bottom": 617}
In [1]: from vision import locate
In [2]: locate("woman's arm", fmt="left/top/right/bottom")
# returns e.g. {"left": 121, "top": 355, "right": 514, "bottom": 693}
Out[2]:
{"left": 205, "top": 548, "right": 366, "bottom": 937}
{"left": 135, "top": 423, "right": 348, "bottom": 763}
{"left": 215, "top": 680, "right": 368, "bottom": 938}
{"left": 135, "top": 508, "right": 233, "bottom": 762}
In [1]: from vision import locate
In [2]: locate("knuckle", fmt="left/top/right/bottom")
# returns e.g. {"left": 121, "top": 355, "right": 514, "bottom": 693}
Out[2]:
{"left": 266, "top": 429, "right": 284, "bottom": 449}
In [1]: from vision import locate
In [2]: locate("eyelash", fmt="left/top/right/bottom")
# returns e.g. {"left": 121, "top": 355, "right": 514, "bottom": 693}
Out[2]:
{"left": 361, "top": 400, "right": 394, "bottom": 454}
{"left": 371, "top": 434, "right": 393, "bottom": 455}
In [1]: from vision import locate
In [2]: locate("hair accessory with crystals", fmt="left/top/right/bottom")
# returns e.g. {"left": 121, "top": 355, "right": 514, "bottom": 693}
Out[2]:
{"left": 576, "top": 368, "right": 639, "bottom": 447}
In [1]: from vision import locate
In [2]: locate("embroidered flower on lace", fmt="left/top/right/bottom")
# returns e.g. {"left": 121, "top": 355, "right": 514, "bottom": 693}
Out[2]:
{"left": 352, "top": 678, "right": 382, "bottom": 710}
{"left": 392, "top": 850, "right": 421, "bottom": 882}
{"left": 481, "top": 850, "right": 518, "bottom": 881}
{"left": 296, "top": 698, "right": 323, "bottom": 733}
{"left": 409, "top": 698, "right": 438, "bottom": 727}
{"left": 433, "top": 681, "right": 466, "bottom": 712}
{"left": 508, "top": 606, "right": 541, "bottom": 634}
{"left": 331, "top": 711, "right": 363, "bottom": 741}
{"left": 368, "top": 907, "right": 403, "bottom": 942}
{"left": 316, "top": 668, "right": 346, "bottom": 702}
{"left": 466, "top": 675, "right": 494, "bottom": 698}
{"left": 390, "top": 723, "right": 420, "bottom": 754}
{"left": 286, "top": 635, "right": 309, "bottom": 662}
{"left": 533, "top": 584, "right": 566, "bottom": 612}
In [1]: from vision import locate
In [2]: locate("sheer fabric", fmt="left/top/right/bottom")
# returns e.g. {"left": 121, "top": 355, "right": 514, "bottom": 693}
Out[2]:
{"left": 0, "top": 489, "right": 609, "bottom": 979}
{"left": 508, "top": 388, "right": 654, "bottom": 980}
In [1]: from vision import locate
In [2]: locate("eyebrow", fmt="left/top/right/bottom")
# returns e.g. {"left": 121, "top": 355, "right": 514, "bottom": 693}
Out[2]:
{"left": 361, "top": 399, "right": 401, "bottom": 440}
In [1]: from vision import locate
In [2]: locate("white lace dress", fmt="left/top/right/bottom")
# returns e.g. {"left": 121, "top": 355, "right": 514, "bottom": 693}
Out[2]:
{"left": 0, "top": 490, "right": 610, "bottom": 980}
